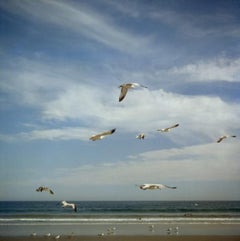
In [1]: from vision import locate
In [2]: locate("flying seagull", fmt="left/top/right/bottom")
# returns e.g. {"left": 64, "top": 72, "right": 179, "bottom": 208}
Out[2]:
{"left": 217, "top": 135, "right": 236, "bottom": 143}
{"left": 136, "top": 184, "right": 177, "bottom": 190}
{"left": 61, "top": 201, "right": 77, "bottom": 212}
{"left": 136, "top": 133, "right": 145, "bottom": 139}
{"left": 89, "top": 128, "right": 116, "bottom": 141}
{"left": 157, "top": 123, "right": 179, "bottom": 132}
{"left": 36, "top": 186, "right": 54, "bottom": 195}
{"left": 119, "top": 83, "right": 147, "bottom": 102}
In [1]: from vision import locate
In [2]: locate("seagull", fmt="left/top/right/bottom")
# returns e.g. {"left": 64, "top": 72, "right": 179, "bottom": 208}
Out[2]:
{"left": 136, "top": 133, "right": 145, "bottom": 139}
{"left": 157, "top": 123, "right": 179, "bottom": 132}
{"left": 119, "top": 83, "right": 148, "bottom": 102}
{"left": 217, "top": 135, "right": 236, "bottom": 143}
{"left": 61, "top": 201, "right": 77, "bottom": 212}
{"left": 36, "top": 186, "right": 54, "bottom": 195}
{"left": 89, "top": 128, "right": 116, "bottom": 141}
{"left": 136, "top": 184, "right": 177, "bottom": 190}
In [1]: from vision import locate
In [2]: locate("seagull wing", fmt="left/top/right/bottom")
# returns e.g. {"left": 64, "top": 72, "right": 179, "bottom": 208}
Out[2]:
{"left": 169, "top": 123, "right": 179, "bottom": 129}
{"left": 164, "top": 185, "right": 177, "bottom": 189}
{"left": 90, "top": 129, "right": 116, "bottom": 141}
{"left": 148, "top": 185, "right": 156, "bottom": 189}
{"left": 48, "top": 188, "right": 54, "bottom": 195}
{"left": 73, "top": 204, "right": 77, "bottom": 212}
{"left": 89, "top": 134, "right": 102, "bottom": 141}
{"left": 217, "top": 136, "right": 226, "bottom": 143}
{"left": 100, "top": 128, "right": 116, "bottom": 137}
{"left": 119, "top": 86, "right": 129, "bottom": 102}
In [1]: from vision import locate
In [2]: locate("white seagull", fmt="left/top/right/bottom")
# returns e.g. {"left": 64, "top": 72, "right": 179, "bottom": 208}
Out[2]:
{"left": 90, "top": 128, "right": 116, "bottom": 141}
{"left": 136, "top": 184, "right": 177, "bottom": 190}
{"left": 36, "top": 186, "right": 54, "bottom": 195}
{"left": 157, "top": 123, "right": 179, "bottom": 132}
{"left": 119, "top": 83, "right": 147, "bottom": 102}
{"left": 217, "top": 135, "right": 236, "bottom": 143}
{"left": 61, "top": 201, "right": 77, "bottom": 212}
{"left": 136, "top": 133, "right": 145, "bottom": 139}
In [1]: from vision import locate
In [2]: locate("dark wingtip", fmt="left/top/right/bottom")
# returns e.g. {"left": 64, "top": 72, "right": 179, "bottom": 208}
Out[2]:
{"left": 111, "top": 128, "right": 116, "bottom": 134}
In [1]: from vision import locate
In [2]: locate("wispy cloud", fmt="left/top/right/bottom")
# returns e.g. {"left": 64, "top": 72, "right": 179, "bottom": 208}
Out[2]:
{"left": 49, "top": 142, "right": 240, "bottom": 186}
{"left": 0, "top": 127, "right": 92, "bottom": 142}
{"left": 0, "top": 0, "right": 151, "bottom": 53}
{"left": 148, "top": 8, "right": 240, "bottom": 38}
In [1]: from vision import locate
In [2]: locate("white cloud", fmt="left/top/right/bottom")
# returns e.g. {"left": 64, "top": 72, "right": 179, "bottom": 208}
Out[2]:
{"left": 1, "top": 82, "right": 239, "bottom": 144}
{"left": 171, "top": 58, "right": 240, "bottom": 82}
{"left": 49, "top": 142, "right": 240, "bottom": 187}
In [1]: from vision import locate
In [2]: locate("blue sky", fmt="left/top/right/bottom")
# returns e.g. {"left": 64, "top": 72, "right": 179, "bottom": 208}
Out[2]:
{"left": 0, "top": 0, "right": 240, "bottom": 201}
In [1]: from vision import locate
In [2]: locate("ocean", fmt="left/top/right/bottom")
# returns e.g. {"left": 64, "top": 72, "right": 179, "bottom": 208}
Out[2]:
{"left": 0, "top": 201, "right": 240, "bottom": 236}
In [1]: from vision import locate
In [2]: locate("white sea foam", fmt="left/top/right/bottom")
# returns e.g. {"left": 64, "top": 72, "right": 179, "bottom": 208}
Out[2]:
{"left": 1, "top": 217, "right": 240, "bottom": 225}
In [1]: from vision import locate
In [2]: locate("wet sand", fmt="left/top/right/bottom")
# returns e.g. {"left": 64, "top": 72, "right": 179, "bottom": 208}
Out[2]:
{"left": 0, "top": 235, "right": 240, "bottom": 241}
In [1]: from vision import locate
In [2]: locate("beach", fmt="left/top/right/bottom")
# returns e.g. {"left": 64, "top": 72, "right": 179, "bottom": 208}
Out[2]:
{"left": 0, "top": 222, "right": 240, "bottom": 240}
{"left": 1, "top": 201, "right": 240, "bottom": 240}
{"left": 1, "top": 235, "right": 240, "bottom": 241}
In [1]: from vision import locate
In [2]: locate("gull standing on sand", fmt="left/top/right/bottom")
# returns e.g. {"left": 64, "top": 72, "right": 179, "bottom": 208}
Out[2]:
{"left": 36, "top": 186, "right": 54, "bottom": 195}
{"left": 217, "top": 135, "right": 236, "bottom": 143}
{"left": 157, "top": 123, "right": 179, "bottom": 132}
{"left": 136, "top": 184, "right": 177, "bottom": 190}
{"left": 89, "top": 128, "right": 116, "bottom": 141}
{"left": 61, "top": 201, "right": 77, "bottom": 212}
{"left": 136, "top": 133, "right": 145, "bottom": 139}
{"left": 118, "top": 83, "right": 148, "bottom": 102}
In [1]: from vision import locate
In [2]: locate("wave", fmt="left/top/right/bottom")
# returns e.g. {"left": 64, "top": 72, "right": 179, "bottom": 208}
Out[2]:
{"left": 1, "top": 216, "right": 240, "bottom": 225}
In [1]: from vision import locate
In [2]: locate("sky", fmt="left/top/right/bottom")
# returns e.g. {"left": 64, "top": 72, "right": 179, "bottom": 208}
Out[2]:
{"left": 0, "top": 0, "right": 240, "bottom": 201}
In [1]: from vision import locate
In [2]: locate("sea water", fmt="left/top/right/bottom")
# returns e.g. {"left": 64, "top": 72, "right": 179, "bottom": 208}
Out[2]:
{"left": 0, "top": 201, "right": 240, "bottom": 236}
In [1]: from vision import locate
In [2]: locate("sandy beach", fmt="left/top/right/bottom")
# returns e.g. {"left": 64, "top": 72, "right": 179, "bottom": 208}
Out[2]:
{"left": 0, "top": 235, "right": 240, "bottom": 241}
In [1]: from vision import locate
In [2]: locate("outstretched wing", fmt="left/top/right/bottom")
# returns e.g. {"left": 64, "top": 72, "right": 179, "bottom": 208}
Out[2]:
{"left": 119, "top": 86, "right": 129, "bottom": 102}
{"left": 164, "top": 185, "right": 177, "bottom": 189}
{"left": 217, "top": 136, "right": 226, "bottom": 143}
{"left": 74, "top": 204, "right": 77, "bottom": 212}
{"left": 90, "top": 133, "right": 102, "bottom": 141}
{"left": 48, "top": 188, "right": 54, "bottom": 195}
{"left": 90, "top": 129, "right": 116, "bottom": 141}
{"left": 169, "top": 123, "right": 179, "bottom": 129}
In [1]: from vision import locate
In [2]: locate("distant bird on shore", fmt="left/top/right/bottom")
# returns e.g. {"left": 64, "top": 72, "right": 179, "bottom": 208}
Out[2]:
{"left": 136, "top": 184, "right": 177, "bottom": 190}
{"left": 136, "top": 133, "right": 145, "bottom": 139}
{"left": 36, "top": 186, "right": 54, "bottom": 195}
{"left": 157, "top": 123, "right": 179, "bottom": 132}
{"left": 119, "top": 83, "right": 148, "bottom": 102}
{"left": 217, "top": 135, "right": 236, "bottom": 143}
{"left": 61, "top": 201, "right": 77, "bottom": 212}
{"left": 89, "top": 128, "right": 116, "bottom": 141}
